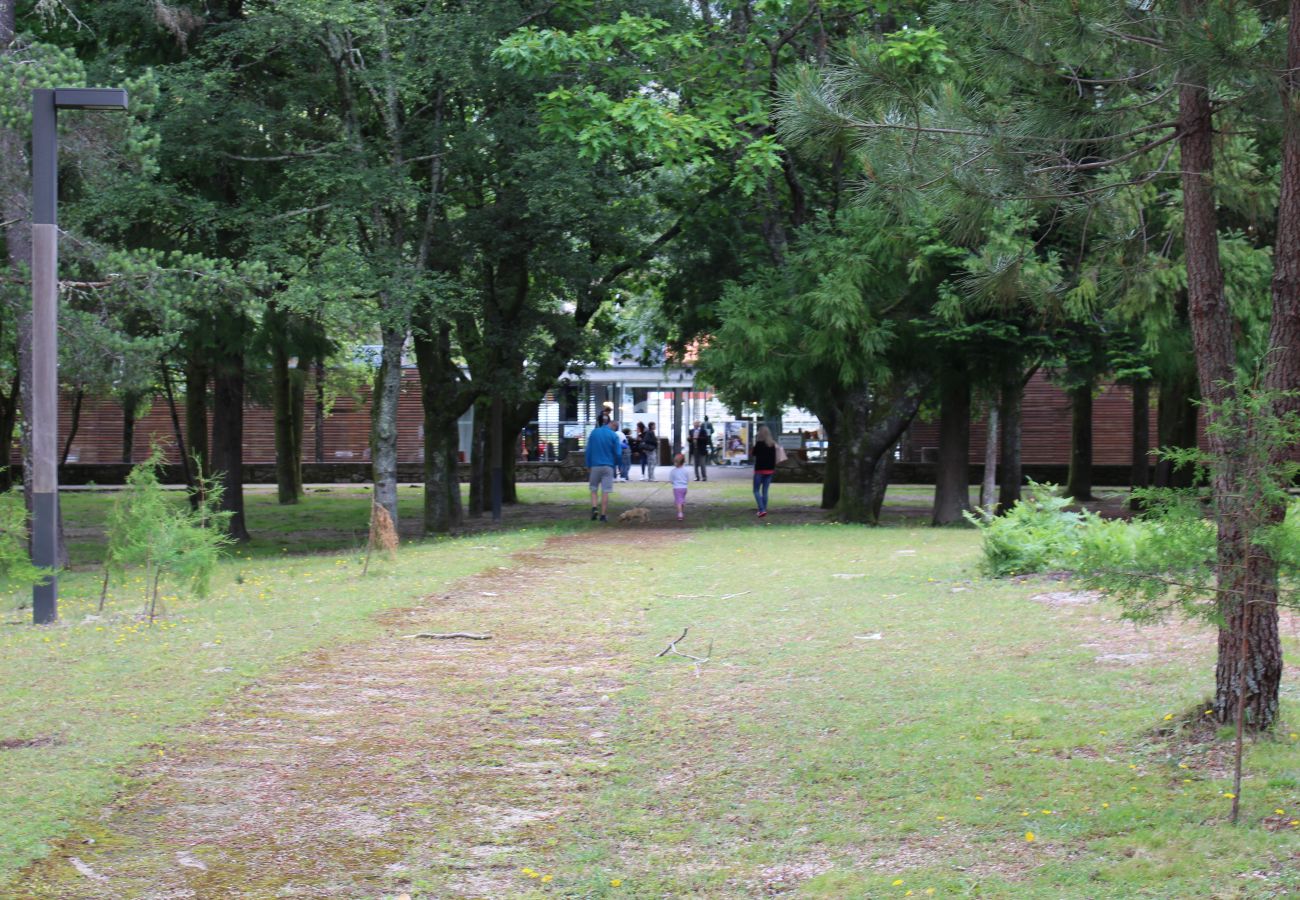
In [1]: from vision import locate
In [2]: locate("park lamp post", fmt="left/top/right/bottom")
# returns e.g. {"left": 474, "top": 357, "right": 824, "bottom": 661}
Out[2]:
{"left": 31, "top": 87, "right": 128, "bottom": 625}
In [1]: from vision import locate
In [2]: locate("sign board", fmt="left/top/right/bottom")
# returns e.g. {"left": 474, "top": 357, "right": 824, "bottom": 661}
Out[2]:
{"left": 562, "top": 423, "right": 584, "bottom": 439}
{"left": 778, "top": 435, "right": 802, "bottom": 450}
{"left": 723, "top": 420, "right": 750, "bottom": 461}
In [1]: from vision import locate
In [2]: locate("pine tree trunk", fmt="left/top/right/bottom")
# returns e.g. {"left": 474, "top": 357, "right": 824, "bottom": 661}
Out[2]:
{"left": 468, "top": 400, "right": 486, "bottom": 515}
{"left": 271, "top": 342, "right": 300, "bottom": 505}
{"left": 997, "top": 373, "right": 1023, "bottom": 512}
{"left": 121, "top": 393, "right": 138, "bottom": 464}
{"left": 211, "top": 350, "right": 249, "bottom": 542}
{"left": 1153, "top": 371, "right": 1197, "bottom": 488}
{"left": 1223, "top": 0, "right": 1300, "bottom": 731}
{"left": 932, "top": 366, "right": 971, "bottom": 525}
{"left": 370, "top": 323, "right": 405, "bottom": 532}
{"left": 1176, "top": 10, "right": 1281, "bottom": 729}
{"left": 980, "top": 405, "right": 999, "bottom": 513}
{"left": 817, "top": 405, "right": 841, "bottom": 510}
{"left": 413, "top": 322, "right": 469, "bottom": 534}
{"left": 1129, "top": 380, "right": 1150, "bottom": 510}
{"left": 314, "top": 361, "right": 326, "bottom": 463}
{"left": 291, "top": 360, "right": 306, "bottom": 493}
{"left": 1065, "top": 379, "right": 1094, "bottom": 501}
{"left": 185, "top": 354, "right": 209, "bottom": 476}
{"left": 60, "top": 387, "right": 83, "bottom": 466}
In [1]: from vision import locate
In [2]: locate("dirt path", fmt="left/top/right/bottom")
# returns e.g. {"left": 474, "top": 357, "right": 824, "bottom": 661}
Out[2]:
{"left": 17, "top": 531, "right": 681, "bottom": 900}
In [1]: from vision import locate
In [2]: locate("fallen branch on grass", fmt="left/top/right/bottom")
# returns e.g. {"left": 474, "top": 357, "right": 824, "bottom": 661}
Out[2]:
{"left": 405, "top": 632, "right": 493, "bottom": 640}
{"left": 656, "top": 626, "right": 712, "bottom": 677}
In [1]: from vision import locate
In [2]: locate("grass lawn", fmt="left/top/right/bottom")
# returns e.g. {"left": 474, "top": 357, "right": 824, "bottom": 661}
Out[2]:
{"left": 529, "top": 526, "right": 1299, "bottom": 898}
{"left": 0, "top": 525, "right": 559, "bottom": 884}
{"left": 5, "top": 489, "right": 1297, "bottom": 897}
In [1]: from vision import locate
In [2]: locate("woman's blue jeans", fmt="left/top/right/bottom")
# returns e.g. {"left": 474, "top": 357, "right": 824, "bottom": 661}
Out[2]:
{"left": 753, "top": 472, "right": 773, "bottom": 512}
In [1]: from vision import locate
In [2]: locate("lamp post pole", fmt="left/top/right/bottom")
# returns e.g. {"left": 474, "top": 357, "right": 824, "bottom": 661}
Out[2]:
{"left": 30, "top": 87, "right": 128, "bottom": 625}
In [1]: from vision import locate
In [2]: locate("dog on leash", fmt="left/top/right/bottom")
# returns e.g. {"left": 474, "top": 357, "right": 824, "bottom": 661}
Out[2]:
{"left": 618, "top": 507, "right": 650, "bottom": 523}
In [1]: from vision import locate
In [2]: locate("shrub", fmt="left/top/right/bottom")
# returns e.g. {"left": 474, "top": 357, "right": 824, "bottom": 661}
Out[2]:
{"left": 102, "top": 448, "right": 232, "bottom": 619}
{"left": 965, "top": 481, "right": 1090, "bottom": 576}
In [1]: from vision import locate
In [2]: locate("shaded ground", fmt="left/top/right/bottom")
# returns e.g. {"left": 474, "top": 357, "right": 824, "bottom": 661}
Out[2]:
{"left": 17, "top": 532, "right": 679, "bottom": 899}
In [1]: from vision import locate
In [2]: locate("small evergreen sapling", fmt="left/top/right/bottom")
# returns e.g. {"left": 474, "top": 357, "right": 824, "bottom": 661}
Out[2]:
{"left": 101, "top": 449, "right": 232, "bottom": 620}
{"left": 0, "top": 486, "right": 50, "bottom": 606}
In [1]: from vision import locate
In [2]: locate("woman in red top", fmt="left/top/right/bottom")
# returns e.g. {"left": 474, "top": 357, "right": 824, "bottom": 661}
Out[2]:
{"left": 752, "top": 425, "right": 778, "bottom": 518}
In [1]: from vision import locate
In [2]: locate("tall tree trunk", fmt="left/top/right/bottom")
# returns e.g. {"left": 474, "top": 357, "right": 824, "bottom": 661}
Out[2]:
{"left": 838, "top": 377, "right": 928, "bottom": 525}
{"left": 468, "top": 399, "right": 486, "bottom": 515}
{"left": 1065, "top": 379, "right": 1094, "bottom": 501}
{"left": 870, "top": 441, "right": 894, "bottom": 523}
{"left": 291, "top": 359, "right": 306, "bottom": 493}
{"left": 211, "top": 347, "right": 249, "bottom": 542}
{"left": 1153, "top": 371, "right": 1197, "bottom": 488}
{"left": 185, "top": 353, "right": 209, "bottom": 477}
{"left": 0, "top": 371, "right": 17, "bottom": 491}
{"left": 370, "top": 323, "right": 405, "bottom": 531}
{"left": 121, "top": 392, "right": 139, "bottom": 464}
{"left": 413, "top": 322, "right": 468, "bottom": 534}
{"left": 821, "top": 408, "right": 840, "bottom": 510}
{"left": 160, "top": 361, "right": 194, "bottom": 499}
{"left": 1177, "top": 8, "right": 1277, "bottom": 728}
{"left": 60, "top": 387, "right": 83, "bottom": 466}
{"left": 980, "top": 405, "right": 999, "bottom": 513}
{"left": 1129, "top": 380, "right": 1150, "bottom": 511}
{"left": 314, "top": 361, "right": 326, "bottom": 463}
{"left": 271, "top": 341, "right": 301, "bottom": 504}
{"left": 932, "top": 365, "right": 971, "bottom": 525}
{"left": 1222, "top": 0, "right": 1300, "bottom": 731}
{"left": 997, "top": 372, "right": 1023, "bottom": 512}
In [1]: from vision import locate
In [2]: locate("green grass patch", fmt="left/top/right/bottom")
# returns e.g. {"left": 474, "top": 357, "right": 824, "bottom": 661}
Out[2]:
{"left": 0, "top": 527, "right": 553, "bottom": 883}
{"left": 530, "top": 526, "right": 1299, "bottom": 898}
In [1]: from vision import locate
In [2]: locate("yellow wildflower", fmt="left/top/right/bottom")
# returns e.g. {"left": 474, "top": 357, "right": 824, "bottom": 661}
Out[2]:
{"left": 892, "top": 879, "right": 904, "bottom": 886}
{"left": 610, "top": 879, "right": 622, "bottom": 887}
{"left": 541, "top": 875, "right": 553, "bottom": 884}
{"left": 1025, "top": 831, "right": 1036, "bottom": 842}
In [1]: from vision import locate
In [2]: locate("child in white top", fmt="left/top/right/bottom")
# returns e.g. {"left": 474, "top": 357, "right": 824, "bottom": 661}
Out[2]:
{"left": 669, "top": 452, "right": 690, "bottom": 520}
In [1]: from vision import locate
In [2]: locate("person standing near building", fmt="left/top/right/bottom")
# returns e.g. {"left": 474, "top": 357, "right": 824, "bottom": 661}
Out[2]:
{"left": 643, "top": 422, "right": 659, "bottom": 481}
{"left": 690, "top": 420, "right": 712, "bottom": 481}
{"left": 752, "top": 424, "right": 783, "bottom": 519}
{"left": 703, "top": 415, "right": 719, "bottom": 464}
{"left": 619, "top": 427, "right": 632, "bottom": 482}
{"left": 670, "top": 452, "right": 690, "bottom": 521}
{"left": 585, "top": 415, "right": 621, "bottom": 522}
{"left": 634, "top": 422, "right": 647, "bottom": 479}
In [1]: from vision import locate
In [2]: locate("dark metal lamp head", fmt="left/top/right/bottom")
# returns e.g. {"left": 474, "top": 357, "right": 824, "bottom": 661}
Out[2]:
{"left": 53, "top": 88, "right": 129, "bottom": 110}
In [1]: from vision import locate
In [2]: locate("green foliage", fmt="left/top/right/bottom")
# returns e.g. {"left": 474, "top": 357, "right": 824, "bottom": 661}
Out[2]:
{"left": 878, "top": 26, "right": 953, "bottom": 75}
{"left": 0, "top": 36, "right": 85, "bottom": 130}
{"left": 104, "top": 450, "right": 233, "bottom": 613}
{"left": 0, "top": 488, "right": 48, "bottom": 597}
{"left": 964, "top": 481, "right": 1089, "bottom": 576}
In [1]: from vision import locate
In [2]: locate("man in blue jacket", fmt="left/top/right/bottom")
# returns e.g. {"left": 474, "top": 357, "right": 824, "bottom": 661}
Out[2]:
{"left": 585, "top": 415, "right": 622, "bottom": 522}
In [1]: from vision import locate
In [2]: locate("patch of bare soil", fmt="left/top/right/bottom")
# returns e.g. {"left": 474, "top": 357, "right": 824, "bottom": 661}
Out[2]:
{"left": 0, "top": 734, "right": 61, "bottom": 751}
{"left": 15, "top": 531, "right": 681, "bottom": 900}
